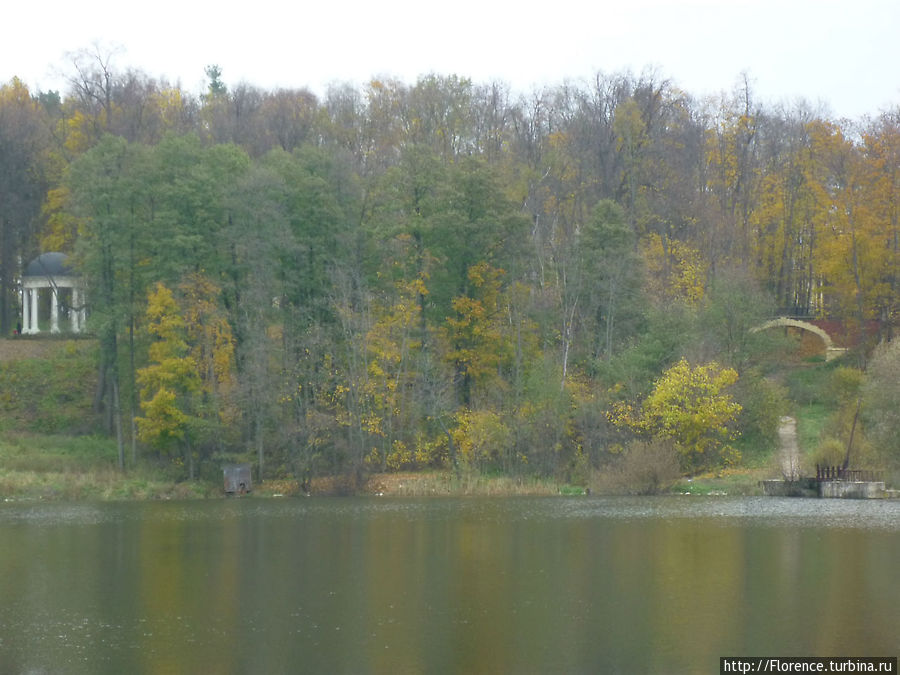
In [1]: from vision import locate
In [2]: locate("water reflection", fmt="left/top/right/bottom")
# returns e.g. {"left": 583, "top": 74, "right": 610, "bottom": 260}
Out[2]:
{"left": 1, "top": 497, "right": 898, "bottom": 673}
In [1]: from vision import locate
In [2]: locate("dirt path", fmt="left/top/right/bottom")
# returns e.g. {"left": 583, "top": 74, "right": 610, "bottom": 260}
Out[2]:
{"left": 778, "top": 415, "right": 801, "bottom": 481}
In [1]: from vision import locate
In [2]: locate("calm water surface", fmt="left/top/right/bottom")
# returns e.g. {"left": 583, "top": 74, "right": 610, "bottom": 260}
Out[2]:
{"left": 1, "top": 496, "right": 898, "bottom": 674}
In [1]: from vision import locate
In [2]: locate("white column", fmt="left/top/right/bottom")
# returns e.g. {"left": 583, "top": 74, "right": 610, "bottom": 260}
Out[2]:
{"left": 30, "top": 288, "right": 39, "bottom": 333}
{"left": 21, "top": 288, "right": 29, "bottom": 334}
{"left": 71, "top": 287, "right": 80, "bottom": 333}
{"left": 51, "top": 287, "right": 59, "bottom": 333}
{"left": 78, "top": 288, "right": 87, "bottom": 332}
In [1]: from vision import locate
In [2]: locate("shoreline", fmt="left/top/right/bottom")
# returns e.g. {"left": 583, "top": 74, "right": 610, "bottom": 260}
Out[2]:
{"left": 1, "top": 467, "right": 770, "bottom": 502}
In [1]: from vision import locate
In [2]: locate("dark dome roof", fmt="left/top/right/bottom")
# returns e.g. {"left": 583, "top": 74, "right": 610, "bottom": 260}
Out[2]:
{"left": 24, "top": 252, "right": 73, "bottom": 278}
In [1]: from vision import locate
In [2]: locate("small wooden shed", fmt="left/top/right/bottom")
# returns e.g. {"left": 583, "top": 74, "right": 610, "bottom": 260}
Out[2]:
{"left": 223, "top": 464, "right": 252, "bottom": 494}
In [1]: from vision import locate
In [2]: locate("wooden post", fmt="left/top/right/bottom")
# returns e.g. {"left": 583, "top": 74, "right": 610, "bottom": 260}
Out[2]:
{"left": 843, "top": 399, "right": 861, "bottom": 470}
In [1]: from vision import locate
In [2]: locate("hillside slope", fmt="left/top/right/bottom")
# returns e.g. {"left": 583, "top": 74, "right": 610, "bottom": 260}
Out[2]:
{"left": 0, "top": 338, "right": 100, "bottom": 434}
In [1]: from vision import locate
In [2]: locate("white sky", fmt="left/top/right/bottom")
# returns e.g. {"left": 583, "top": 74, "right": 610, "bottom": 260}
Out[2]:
{"left": 3, "top": 0, "right": 899, "bottom": 120}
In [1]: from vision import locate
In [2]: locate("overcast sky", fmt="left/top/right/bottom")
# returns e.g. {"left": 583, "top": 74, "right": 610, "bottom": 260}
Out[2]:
{"left": 4, "top": 0, "right": 899, "bottom": 120}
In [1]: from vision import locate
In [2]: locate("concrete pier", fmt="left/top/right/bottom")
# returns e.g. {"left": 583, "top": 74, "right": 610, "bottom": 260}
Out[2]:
{"left": 818, "top": 480, "right": 885, "bottom": 499}
{"left": 761, "top": 478, "right": 888, "bottom": 499}
{"left": 761, "top": 479, "right": 818, "bottom": 497}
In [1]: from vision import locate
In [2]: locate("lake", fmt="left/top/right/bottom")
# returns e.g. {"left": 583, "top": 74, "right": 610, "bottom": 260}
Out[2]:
{"left": 1, "top": 496, "right": 898, "bottom": 674}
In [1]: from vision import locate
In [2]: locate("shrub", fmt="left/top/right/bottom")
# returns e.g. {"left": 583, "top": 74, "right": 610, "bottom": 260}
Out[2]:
{"left": 811, "top": 437, "right": 847, "bottom": 470}
{"left": 609, "top": 358, "right": 742, "bottom": 473}
{"left": 863, "top": 340, "right": 900, "bottom": 469}
{"left": 827, "top": 366, "right": 864, "bottom": 407}
{"left": 733, "top": 372, "right": 788, "bottom": 463}
{"left": 592, "top": 438, "right": 681, "bottom": 495}
{"left": 452, "top": 409, "right": 512, "bottom": 472}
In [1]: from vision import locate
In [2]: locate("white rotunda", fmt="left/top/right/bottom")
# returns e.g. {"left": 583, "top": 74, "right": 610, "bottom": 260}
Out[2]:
{"left": 21, "top": 252, "right": 86, "bottom": 334}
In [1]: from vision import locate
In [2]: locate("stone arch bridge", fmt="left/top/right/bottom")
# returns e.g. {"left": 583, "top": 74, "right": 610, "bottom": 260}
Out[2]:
{"left": 751, "top": 317, "right": 849, "bottom": 361}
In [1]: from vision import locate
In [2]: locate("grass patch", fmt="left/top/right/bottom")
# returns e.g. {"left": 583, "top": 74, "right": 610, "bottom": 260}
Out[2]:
{"left": 0, "top": 339, "right": 101, "bottom": 435}
{"left": 0, "top": 463, "right": 216, "bottom": 501}
{"left": 795, "top": 403, "right": 828, "bottom": 457}
{"left": 558, "top": 484, "right": 590, "bottom": 496}
{"left": 672, "top": 468, "right": 768, "bottom": 496}
{"left": 254, "top": 478, "right": 303, "bottom": 497}
{"left": 783, "top": 360, "right": 840, "bottom": 408}
{"left": 732, "top": 436, "right": 777, "bottom": 470}
{"left": 0, "top": 342, "right": 215, "bottom": 501}
{"left": 0, "top": 433, "right": 118, "bottom": 471}
{"left": 0, "top": 432, "right": 218, "bottom": 501}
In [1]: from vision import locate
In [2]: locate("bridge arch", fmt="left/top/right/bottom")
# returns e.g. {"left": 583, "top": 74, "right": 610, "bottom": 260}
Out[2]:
{"left": 751, "top": 318, "right": 847, "bottom": 361}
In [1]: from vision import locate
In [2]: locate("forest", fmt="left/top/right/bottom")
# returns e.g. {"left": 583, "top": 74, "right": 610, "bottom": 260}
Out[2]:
{"left": 1, "top": 49, "right": 899, "bottom": 490}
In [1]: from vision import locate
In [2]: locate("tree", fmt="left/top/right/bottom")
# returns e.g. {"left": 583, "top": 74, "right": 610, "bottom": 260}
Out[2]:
{"left": 69, "top": 135, "right": 146, "bottom": 466}
{"left": 64, "top": 43, "right": 122, "bottom": 147}
{"left": 37, "top": 67, "right": 900, "bottom": 487}
{"left": 580, "top": 199, "right": 642, "bottom": 361}
{"left": 861, "top": 114, "right": 900, "bottom": 338}
{"left": 750, "top": 109, "right": 827, "bottom": 315}
{"left": 179, "top": 274, "right": 237, "bottom": 459}
{"left": 443, "top": 262, "right": 507, "bottom": 407}
{"left": 0, "top": 78, "right": 49, "bottom": 333}
{"left": 641, "top": 233, "right": 706, "bottom": 306}
{"left": 135, "top": 283, "right": 202, "bottom": 477}
{"left": 255, "top": 88, "right": 320, "bottom": 154}
{"left": 145, "top": 135, "right": 250, "bottom": 283}
{"left": 205, "top": 65, "right": 227, "bottom": 97}
{"left": 699, "top": 266, "right": 776, "bottom": 368}
{"left": 406, "top": 74, "right": 474, "bottom": 159}
{"left": 611, "top": 358, "right": 742, "bottom": 472}
{"left": 360, "top": 274, "right": 427, "bottom": 470}
{"left": 704, "top": 75, "right": 761, "bottom": 265}
{"left": 862, "top": 339, "right": 900, "bottom": 468}
{"left": 222, "top": 161, "right": 292, "bottom": 480}
{"left": 809, "top": 120, "right": 876, "bottom": 328}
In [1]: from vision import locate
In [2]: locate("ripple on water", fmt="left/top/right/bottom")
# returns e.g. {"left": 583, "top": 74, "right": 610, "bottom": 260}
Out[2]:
{"left": 564, "top": 494, "right": 900, "bottom": 530}
{"left": 1, "top": 494, "right": 898, "bottom": 531}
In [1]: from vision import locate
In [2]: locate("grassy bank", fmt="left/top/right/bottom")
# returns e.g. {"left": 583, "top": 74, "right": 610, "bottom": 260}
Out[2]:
{"left": 0, "top": 338, "right": 215, "bottom": 500}
{"left": 0, "top": 453, "right": 582, "bottom": 501}
{"left": 672, "top": 468, "right": 770, "bottom": 496}
{"left": 0, "top": 338, "right": 99, "bottom": 435}
{"left": 0, "top": 433, "right": 779, "bottom": 501}
{"left": 0, "top": 430, "right": 580, "bottom": 500}
{"left": 253, "top": 471, "right": 585, "bottom": 498}
{"left": 0, "top": 433, "right": 217, "bottom": 501}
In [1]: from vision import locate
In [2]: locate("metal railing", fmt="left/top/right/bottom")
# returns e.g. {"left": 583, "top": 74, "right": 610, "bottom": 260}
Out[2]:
{"left": 815, "top": 465, "right": 882, "bottom": 482}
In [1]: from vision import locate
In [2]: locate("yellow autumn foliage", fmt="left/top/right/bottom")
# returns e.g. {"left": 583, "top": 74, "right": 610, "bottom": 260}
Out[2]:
{"left": 641, "top": 233, "right": 706, "bottom": 306}
{"left": 611, "top": 358, "right": 742, "bottom": 472}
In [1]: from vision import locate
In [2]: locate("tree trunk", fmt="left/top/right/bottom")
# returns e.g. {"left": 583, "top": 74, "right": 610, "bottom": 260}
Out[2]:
{"left": 187, "top": 442, "right": 195, "bottom": 481}
{"left": 112, "top": 375, "right": 124, "bottom": 471}
{"left": 255, "top": 414, "right": 264, "bottom": 482}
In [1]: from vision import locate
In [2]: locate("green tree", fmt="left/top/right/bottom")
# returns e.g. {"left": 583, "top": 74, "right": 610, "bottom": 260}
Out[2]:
{"left": 222, "top": 161, "right": 292, "bottom": 479}
{"left": 69, "top": 134, "right": 148, "bottom": 466}
{"left": 580, "top": 199, "right": 642, "bottom": 361}
{"left": 428, "top": 157, "right": 529, "bottom": 317}
{"left": 0, "top": 78, "right": 50, "bottom": 333}
{"left": 205, "top": 65, "right": 227, "bottom": 97}
{"left": 144, "top": 134, "right": 250, "bottom": 283}
{"left": 699, "top": 266, "right": 776, "bottom": 368}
